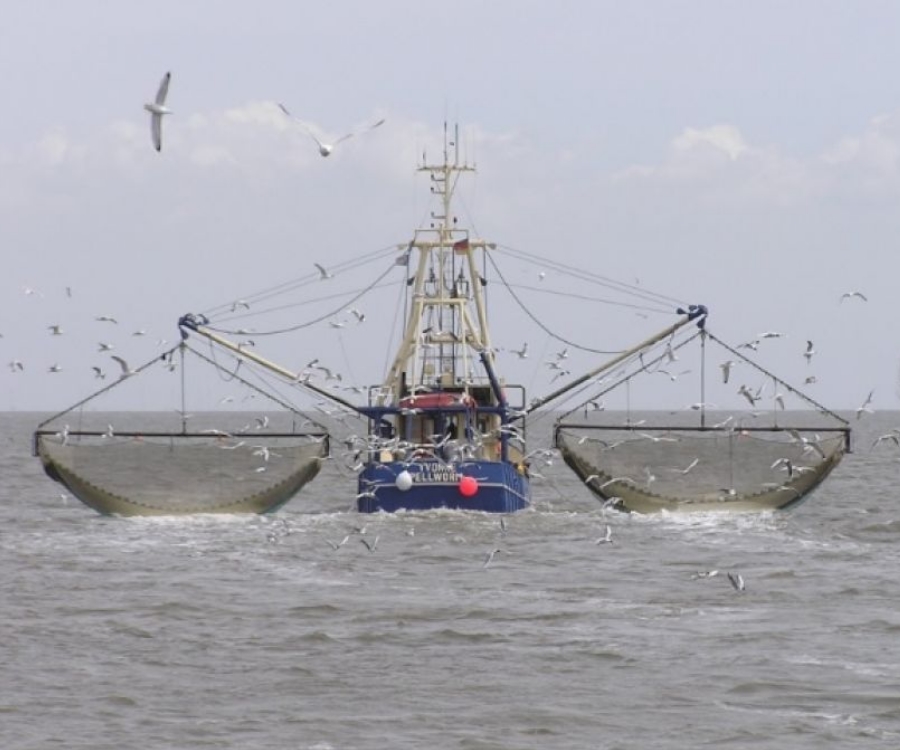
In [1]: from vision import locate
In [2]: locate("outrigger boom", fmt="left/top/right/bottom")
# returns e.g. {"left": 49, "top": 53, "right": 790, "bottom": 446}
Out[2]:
{"left": 525, "top": 304, "right": 709, "bottom": 414}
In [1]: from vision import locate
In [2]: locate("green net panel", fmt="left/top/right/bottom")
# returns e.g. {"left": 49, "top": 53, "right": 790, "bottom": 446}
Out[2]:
{"left": 36, "top": 431, "right": 327, "bottom": 516}
{"left": 32, "top": 342, "right": 333, "bottom": 516}
{"left": 556, "top": 423, "right": 846, "bottom": 513}
{"left": 547, "top": 326, "right": 850, "bottom": 513}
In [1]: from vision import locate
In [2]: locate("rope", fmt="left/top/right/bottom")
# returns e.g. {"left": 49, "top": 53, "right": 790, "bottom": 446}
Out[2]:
{"left": 37, "top": 343, "right": 183, "bottom": 429}
{"left": 200, "top": 243, "right": 401, "bottom": 320}
{"left": 486, "top": 251, "right": 626, "bottom": 356}
{"left": 704, "top": 329, "right": 849, "bottom": 425}
{"left": 183, "top": 345, "right": 330, "bottom": 430}
{"left": 206, "top": 263, "right": 398, "bottom": 337}
{"left": 495, "top": 243, "right": 689, "bottom": 310}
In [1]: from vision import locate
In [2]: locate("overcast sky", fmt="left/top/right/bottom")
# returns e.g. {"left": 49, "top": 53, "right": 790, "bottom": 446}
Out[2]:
{"left": 2, "top": 1, "right": 900, "bottom": 414}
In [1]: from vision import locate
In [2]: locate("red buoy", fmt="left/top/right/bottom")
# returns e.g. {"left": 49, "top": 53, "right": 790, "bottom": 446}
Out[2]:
{"left": 459, "top": 475, "right": 478, "bottom": 497}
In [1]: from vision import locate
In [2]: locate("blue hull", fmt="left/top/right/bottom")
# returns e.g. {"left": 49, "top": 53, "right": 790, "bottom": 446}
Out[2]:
{"left": 357, "top": 459, "right": 530, "bottom": 513}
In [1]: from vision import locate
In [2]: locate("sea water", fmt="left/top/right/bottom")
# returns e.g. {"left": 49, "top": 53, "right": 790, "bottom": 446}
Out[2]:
{"left": 2, "top": 411, "right": 899, "bottom": 749}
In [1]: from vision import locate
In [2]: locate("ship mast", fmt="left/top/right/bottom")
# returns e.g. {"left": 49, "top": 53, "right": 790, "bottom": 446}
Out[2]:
{"left": 381, "top": 123, "right": 495, "bottom": 402}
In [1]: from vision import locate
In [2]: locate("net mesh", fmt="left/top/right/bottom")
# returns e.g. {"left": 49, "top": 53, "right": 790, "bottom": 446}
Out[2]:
{"left": 556, "top": 422, "right": 846, "bottom": 513}
{"left": 37, "top": 433, "right": 327, "bottom": 516}
{"left": 545, "top": 325, "right": 849, "bottom": 513}
{"left": 33, "top": 342, "right": 332, "bottom": 515}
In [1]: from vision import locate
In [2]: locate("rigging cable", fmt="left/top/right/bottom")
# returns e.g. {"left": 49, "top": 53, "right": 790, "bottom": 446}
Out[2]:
{"left": 486, "top": 251, "right": 628, "bottom": 356}
{"left": 206, "top": 262, "right": 398, "bottom": 338}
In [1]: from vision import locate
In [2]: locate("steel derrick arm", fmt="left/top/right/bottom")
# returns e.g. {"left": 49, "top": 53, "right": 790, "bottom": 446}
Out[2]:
{"left": 525, "top": 305, "right": 708, "bottom": 415}
{"left": 177, "top": 313, "right": 363, "bottom": 415}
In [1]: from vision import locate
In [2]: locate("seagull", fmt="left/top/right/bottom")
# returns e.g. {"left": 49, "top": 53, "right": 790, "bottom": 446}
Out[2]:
{"left": 638, "top": 432, "right": 677, "bottom": 443}
{"left": 758, "top": 331, "right": 784, "bottom": 339}
{"left": 719, "top": 360, "right": 736, "bottom": 384}
{"left": 803, "top": 340, "right": 815, "bottom": 363}
{"left": 658, "top": 368, "right": 691, "bottom": 382}
{"left": 594, "top": 525, "right": 613, "bottom": 544}
{"left": 482, "top": 547, "right": 508, "bottom": 568}
{"left": 738, "top": 384, "right": 759, "bottom": 406}
{"left": 325, "top": 534, "right": 351, "bottom": 551}
{"left": 359, "top": 535, "right": 380, "bottom": 553}
{"left": 872, "top": 432, "right": 900, "bottom": 449}
{"left": 686, "top": 402, "right": 717, "bottom": 411}
{"left": 144, "top": 71, "right": 172, "bottom": 152}
{"left": 95, "top": 315, "right": 118, "bottom": 324}
{"left": 670, "top": 458, "right": 699, "bottom": 475}
{"left": 48, "top": 364, "right": 63, "bottom": 373}
{"left": 599, "top": 476, "right": 634, "bottom": 490}
{"left": 91, "top": 366, "right": 106, "bottom": 380}
{"left": 511, "top": 342, "right": 529, "bottom": 359}
{"left": 691, "top": 569, "right": 719, "bottom": 580}
{"left": 856, "top": 389, "right": 875, "bottom": 420}
{"left": 110, "top": 355, "right": 137, "bottom": 379}
{"left": 727, "top": 572, "right": 746, "bottom": 592}
{"left": 582, "top": 400, "right": 605, "bottom": 418}
{"left": 48, "top": 324, "right": 63, "bottom": 336}
{"left": 8, "top": 360, "right": 24, "bottom": 372}
{"left": 348, "top": 308, "right": 366, "bottom": 323}
{"left": 314, "top": 262, "right": 334, "bottom": 280}
{"left": 278, "top": 103, "right": 385, "bottom": 157}
{"left": 840, "top": 291, "right": 867, "bottom": 303}
{"left": 771, "top": 457, "right": 799, "bottom": 477}
{"left": 252, "top": 446, "right": 272, "bottom": 462}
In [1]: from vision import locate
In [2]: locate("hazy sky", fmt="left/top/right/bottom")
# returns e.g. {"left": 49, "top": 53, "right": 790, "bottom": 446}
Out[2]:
{"left": 3, "top": 1, "right": 900, "bottom": 414}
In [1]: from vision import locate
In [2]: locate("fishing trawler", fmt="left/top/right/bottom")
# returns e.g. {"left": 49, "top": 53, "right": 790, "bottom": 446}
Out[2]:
{"left": 181, "top": 126, "right": 536, "bottom": 513}
{"left": 33, "top": 123, "right": 851, "bottom": 516}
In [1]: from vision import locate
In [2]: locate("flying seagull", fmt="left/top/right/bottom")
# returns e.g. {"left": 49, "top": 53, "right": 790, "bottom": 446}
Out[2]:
{"left": 314, "top": 262, "right": 334, "bottom": 280}
{"left": 594, "top": 524, "right": 613, "bottom": 544}
{"left": 856, "top": 389, "right": 875, "bottom": 420}
{"left": 840, "top": 291, "right": 867, "bottom": 303}
{"left": 727, "top": 572, "right": 746, "bottom": 592}
{"left": 144, "top": 71, "right": 172, "bottom": 152}
{"left": 359, "top": 535, "right": 379, "bottom": 553}
{"left": 670, "top": 458, "right": 699, "bottom": 475}
{"left": 482, "top": 547, "right": 509, "bottom": 568}
{"left": 111, "top": 355, "right": 137, "bottom": 379}
{"left": 872, "top": 431, "right": 900, "bottom": 449}
{"left": 719, "top": 360, "right": 736, "bottom": 384}
{"left": 278, "top": 103, "right": 385, "bottom": 157}
{"left": 803, "top": 340, "right": 815, "bottom": 363}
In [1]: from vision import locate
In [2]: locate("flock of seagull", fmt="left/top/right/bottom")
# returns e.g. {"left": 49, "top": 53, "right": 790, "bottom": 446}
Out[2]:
{"left": 143, "top": 71, "right": 385, "bottom": 155}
